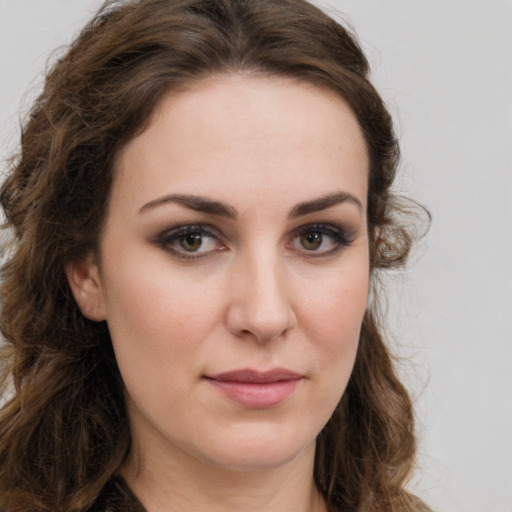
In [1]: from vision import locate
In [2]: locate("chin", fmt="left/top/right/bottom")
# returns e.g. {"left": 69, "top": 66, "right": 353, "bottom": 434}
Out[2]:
{"left": 197, "top": 425, "right": 317, "bottom": 473}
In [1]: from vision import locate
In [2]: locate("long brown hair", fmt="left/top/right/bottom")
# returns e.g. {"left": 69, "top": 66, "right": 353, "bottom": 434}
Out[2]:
{"left": 0, "top": 0, "right": 430, "bottom": 510}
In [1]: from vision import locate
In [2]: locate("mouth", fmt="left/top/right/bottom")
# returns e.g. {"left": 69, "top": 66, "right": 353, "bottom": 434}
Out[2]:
{"left": 203, "top": 368, "right": 303, "bottom": 408}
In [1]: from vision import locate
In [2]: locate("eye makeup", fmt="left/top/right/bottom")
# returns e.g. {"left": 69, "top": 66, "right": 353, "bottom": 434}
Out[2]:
{"left": 153, "top": 220, "right": 356, "bottom": 262}
{"left": 289, "top": 222, "right": 355, "bottom": 258}
{"left": 154, "top": 224, "right": 226, "bottom": 261}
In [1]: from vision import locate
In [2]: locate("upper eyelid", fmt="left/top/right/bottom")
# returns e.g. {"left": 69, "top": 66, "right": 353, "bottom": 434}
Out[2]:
{"left": 154, "top": 221, "right": 354, "bottom": 251}
{"left": 294, "top": 222, "right": 344, "bottom": 233}
{"left": 286, "top": 225, "right": 354, "bottom": 260}
{"left": 292, "top": 222, "right": 354, "bottom": 240}
{"left": 153, "top": 224, "right": 223, "bottom": 250}
{"left": 155, "top": 222, "right": 353, "bottom": 240}
{"left": 154, "top": 224, "right": 224, "bottom": 260}
{"left": 155, "top": 223, "right": 221, "bottom": 240}
{"left": 157, "top": 220, "right": 346, "bottom": 232}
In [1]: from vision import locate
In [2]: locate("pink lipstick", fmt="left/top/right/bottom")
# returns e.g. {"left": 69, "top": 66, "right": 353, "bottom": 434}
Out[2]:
{"left": 204, "top": 369, "right": 302, "bottom": 408}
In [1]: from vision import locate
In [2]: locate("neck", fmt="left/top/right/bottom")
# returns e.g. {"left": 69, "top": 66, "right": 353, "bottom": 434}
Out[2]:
{"left": 122, "top": 439, "right": 327, "bottom": 512}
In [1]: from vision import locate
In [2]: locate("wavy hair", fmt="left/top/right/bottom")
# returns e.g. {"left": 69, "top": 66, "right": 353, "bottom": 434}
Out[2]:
{"left": 0, "top": 0, "right": 430, "bottom": 510}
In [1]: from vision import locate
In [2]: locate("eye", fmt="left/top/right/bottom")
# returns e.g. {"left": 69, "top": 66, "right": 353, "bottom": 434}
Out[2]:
{"left": 289, "top": 224, "right": 353, "bottom": 256}
{"left": 300, "top": 231, "right": 323, "bottom": 251}
{"left": 179, "top": 232, "right": 206, "bottom": 252}
{"left": 155, "top": 225, "right": 225, "bottom": 259}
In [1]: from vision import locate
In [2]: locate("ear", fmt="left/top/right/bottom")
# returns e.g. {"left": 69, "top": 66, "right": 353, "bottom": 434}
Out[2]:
{"left": 66, "top": 253, "right": 106, "bottom": 322}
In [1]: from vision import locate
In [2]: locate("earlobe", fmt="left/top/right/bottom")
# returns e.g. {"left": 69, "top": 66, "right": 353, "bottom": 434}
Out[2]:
{"left": 66, "top": 254, "right": 106, "bottom": 322}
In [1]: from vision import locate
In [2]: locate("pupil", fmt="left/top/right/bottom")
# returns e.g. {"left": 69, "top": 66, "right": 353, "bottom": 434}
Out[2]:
{"left": 181, "top": 233, "right": 202, "bottom": 251}
{"left": 302, "top": 232, "right": 322, "bottom": 250}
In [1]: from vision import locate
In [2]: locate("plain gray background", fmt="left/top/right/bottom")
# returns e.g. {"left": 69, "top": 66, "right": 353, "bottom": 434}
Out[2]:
{"left": 0, "top": 1, "right": 511, "bottom": 510}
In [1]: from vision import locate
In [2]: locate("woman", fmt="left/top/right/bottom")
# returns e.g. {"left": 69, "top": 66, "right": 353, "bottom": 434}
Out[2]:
{"left": 0, "top": 0, "right": 430, "bottom": 511}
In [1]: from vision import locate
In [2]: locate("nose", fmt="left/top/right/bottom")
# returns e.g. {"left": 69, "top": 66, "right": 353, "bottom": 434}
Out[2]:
{"left": 226, "top": 250, "right": 297, "bottom": 343}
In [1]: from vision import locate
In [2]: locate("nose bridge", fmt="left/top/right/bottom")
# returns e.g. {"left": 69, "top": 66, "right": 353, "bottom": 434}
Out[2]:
{"left": 227, "top": 243, "right": 296, "bottom": 342}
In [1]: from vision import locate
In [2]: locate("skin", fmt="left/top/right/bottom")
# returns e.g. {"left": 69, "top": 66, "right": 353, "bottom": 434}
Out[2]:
{"left": 68, "top": 74, "right": 370, "bottom": 512}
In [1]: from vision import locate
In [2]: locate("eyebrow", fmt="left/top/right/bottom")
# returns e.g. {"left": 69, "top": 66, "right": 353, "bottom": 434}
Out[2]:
{"left": 138, "top": 191, "right": 362, "bottom": 218}
{"left": 139, "top": 194, "right": 237, "bottom": 218}
{"left": 288, "top": 192, "right": 363, "bottom": 218}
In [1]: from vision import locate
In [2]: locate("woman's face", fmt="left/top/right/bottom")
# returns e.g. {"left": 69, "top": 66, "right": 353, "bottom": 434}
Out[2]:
{"left": 70, "top": 75, "right": 369, "bottom": 473}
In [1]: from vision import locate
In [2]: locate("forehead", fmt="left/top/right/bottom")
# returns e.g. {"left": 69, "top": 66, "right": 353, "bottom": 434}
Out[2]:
{"left": 111, "top": 74, "right": 369, "bottom": 215}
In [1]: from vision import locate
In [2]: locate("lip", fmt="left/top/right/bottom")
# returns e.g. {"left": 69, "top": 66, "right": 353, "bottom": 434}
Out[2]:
{"left": 204, "top": 368, "right": 303, "bottom": 408}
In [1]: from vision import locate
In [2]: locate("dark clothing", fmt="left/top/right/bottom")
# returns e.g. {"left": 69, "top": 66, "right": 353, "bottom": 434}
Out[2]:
{"left": 87, "top": 475, "right": 146, "bottom": 512}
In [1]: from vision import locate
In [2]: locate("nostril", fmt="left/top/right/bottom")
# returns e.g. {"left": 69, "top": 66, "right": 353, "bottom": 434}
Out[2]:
{"left": 225, "top": 258, "right": 297, "bottom": 342}
{"left": 226, "top": 299, "right": 297, "bottom": 343}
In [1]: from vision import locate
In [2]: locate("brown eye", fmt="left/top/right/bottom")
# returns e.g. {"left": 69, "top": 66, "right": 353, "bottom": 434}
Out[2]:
{"left": 180, "top": 233, "right": 203, "bottom": 252}
{"left": 300, "top": 231, "right": 323, "bottom": 250}
{"left": 156, "top": 225, "right": 225, "bottom": 259}
{"left": 289, "top": 223, "right": 353, "bottom": 257}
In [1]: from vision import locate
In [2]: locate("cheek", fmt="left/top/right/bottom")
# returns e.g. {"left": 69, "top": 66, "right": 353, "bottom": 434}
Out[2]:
{"left": 102, "top": 270, "right": 226, "bottom": 431}
{"left": 100, "top": 257, "right": 224, "bottom": 373}
{"left": 299, "top": 262, "right": 368, "bottom": 402}
{"left": 303, "top": 264, "right": 368, "bottom": 346}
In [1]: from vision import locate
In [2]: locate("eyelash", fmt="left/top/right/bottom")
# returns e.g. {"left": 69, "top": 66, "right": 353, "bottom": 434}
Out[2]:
{"left": 155, "top": 224, "right": 224, "bottom": 260}
{"left": 154, "top": 223, "right": 354, "bottom": 261}
{"left": 291, "top": 223, "right": 354, "bottom": 258}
